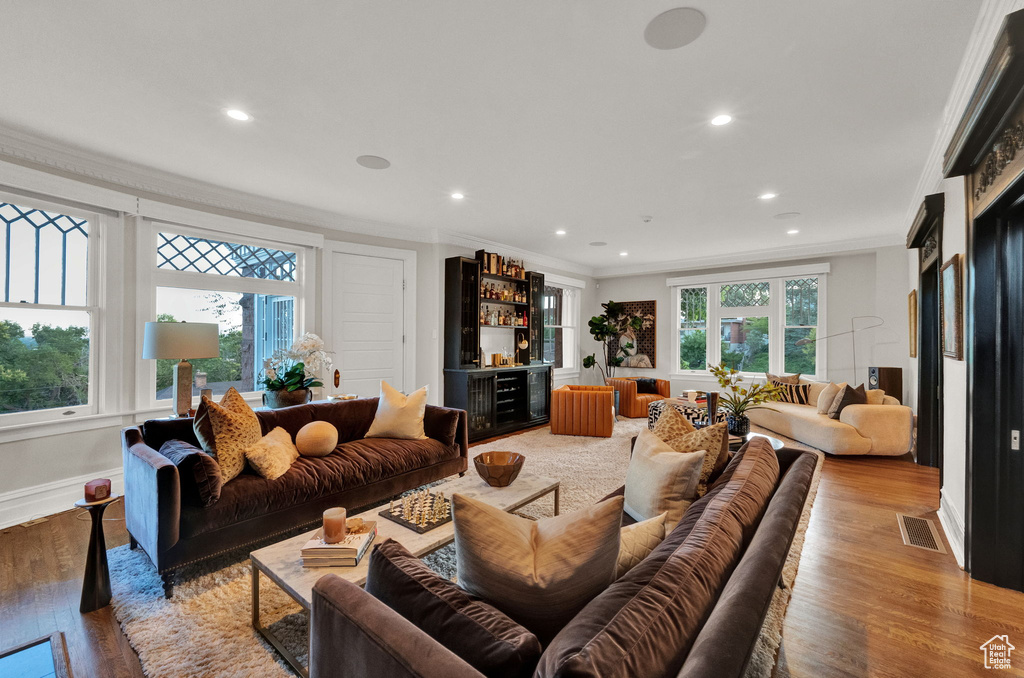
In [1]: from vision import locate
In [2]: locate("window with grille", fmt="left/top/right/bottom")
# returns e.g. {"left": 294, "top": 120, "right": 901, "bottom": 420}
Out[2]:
{"left": 673, "top": 272, "right": 824, "bottom": 378}
{"left": 0, "top": 200, "right": 94, "bottom": 418}
{"left": 543, "top": 284, "right": 579, "bottom": 373}
{"left": 148, "top": 227, "right": 304, "bottom": 403}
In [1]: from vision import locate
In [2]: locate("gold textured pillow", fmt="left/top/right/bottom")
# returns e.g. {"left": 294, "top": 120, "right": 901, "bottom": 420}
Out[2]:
{"left": 624, "top": 429, "right": 705, "bottom": 528}
{"left": 296, "top": 421, "right": 339, "bottom": 457}
{"left": 365, "top": 381, "right": 428, "bottom": 439}
{"left": 453, "top": 492, "right": 623, "bottom": 643}
{"left": 202, "top": 387, "right": 262, "bottom": 482}
{"left": 244, "top": 427, "right": 299, "bottom": 480}
{"left": 654, "top": 421, "right": 729, "bottom": 497}
{"left": 651, "top": 405, "right": 695, "bottom": 439}
{"left": 617, "top": 512, "right": 667, "bottom": 578}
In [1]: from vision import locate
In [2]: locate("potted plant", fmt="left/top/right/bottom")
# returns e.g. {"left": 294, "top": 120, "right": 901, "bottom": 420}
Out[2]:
{"left": 582, "top": 301, "right": 652, "bottom": 380}
{"left": 260, "top": 333, "right": 332, "bottom": 409}
{"left": 708, "top": 363, "right": 785, "bottom": 436}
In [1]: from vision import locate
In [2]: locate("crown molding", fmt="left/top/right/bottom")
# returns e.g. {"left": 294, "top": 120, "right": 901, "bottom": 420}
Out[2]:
{"left": 904, "top": 0, "right": 1024, "bottom": 227}
{"left": 436, "top": 229, "right": 594, "bottom": 277}
{"left": 592, "top": 234, "right": 905, "bottom": 279}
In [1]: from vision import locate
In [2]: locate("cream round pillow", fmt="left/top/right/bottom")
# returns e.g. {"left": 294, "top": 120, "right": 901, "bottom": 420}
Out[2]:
{"left": 295, "top": 421, "right": 339, "bottom": 457}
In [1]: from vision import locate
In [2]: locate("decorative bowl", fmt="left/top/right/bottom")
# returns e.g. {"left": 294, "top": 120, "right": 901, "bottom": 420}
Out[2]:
{"left": 473, "top": 451, "right": 525, "bottom": 487}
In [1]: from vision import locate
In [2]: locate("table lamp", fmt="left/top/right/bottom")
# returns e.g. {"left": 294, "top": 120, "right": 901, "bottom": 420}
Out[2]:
{"left": 142, "top": 321, "right": 220, "bottom": 416}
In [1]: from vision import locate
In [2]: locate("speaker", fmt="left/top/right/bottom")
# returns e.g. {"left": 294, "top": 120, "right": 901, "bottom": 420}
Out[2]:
{"left": 868, "top": 367, "right": 902, "bottom": 402}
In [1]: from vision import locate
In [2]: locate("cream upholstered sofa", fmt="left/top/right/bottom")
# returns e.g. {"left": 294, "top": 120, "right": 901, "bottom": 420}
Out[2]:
{"left": 748, "top": 379, "right": 913, "bottom": 456}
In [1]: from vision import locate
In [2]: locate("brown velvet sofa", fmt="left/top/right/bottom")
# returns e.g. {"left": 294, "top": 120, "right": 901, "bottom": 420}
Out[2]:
{"left": 308, "top": 438, "right": 817, "bottom": 678}
{"left": 121, "top": 398, "right": 468, "bottom": 596}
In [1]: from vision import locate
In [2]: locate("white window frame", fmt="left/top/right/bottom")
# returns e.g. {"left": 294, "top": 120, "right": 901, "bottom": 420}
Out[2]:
{"left": 668, "top": 264, "right": 828, "bottom": 380}
{"left": 541, "top": 273, "right": 586, "bottom": 378}
{"left": 0, "top": 188, "right": 110, "bottom": 426}
{"left": 135, "top": 213, "right": 319, "bottom": 410}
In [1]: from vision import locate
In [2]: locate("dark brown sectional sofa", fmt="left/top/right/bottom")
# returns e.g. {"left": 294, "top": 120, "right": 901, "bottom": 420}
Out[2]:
{"left": 308, "top": 438, "right": 817, "bottom": 678}
{"left": 121, "top": 398, "right": 468, "bottom": 596}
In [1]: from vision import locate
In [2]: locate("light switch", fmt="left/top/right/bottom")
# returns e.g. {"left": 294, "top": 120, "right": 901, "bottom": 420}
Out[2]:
{"left": 1013, "top": 430, "right": 1020, "bottom": 451}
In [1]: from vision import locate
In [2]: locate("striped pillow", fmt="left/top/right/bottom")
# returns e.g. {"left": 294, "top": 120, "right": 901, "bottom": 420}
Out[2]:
{"left": 772, "top": 380, "right": 810, "bottom": 405}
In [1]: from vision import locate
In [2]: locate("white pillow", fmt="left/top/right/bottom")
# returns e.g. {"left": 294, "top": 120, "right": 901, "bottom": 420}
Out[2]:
{"left": 453, "top": 492, "right": 623, "bottom": 642}
{"left": 617, "top": 512, "right": 667, "bottom": 578}
{"left": 624, "top": 428, "right": 705, "bottom": 529}
{"left": 244, "top": 426, "right": 299, "bottom": 480}
{"left": 816, "top": 381, "right": 846, "bottom": 414}
{"left": 365, "top": 381, "right": 428, "bottom": 439}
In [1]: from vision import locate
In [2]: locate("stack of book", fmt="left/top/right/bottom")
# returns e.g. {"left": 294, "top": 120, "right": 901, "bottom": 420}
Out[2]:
{"left": 301, "top": 521, "right": 377, "bottom": 567}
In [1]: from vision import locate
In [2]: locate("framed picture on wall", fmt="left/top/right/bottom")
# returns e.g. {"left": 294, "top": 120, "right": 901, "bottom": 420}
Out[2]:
{"left": 908, "top": 289, "right": 918, "bottom": 358}
{"left": 940, "top": 254, "right": 963, "bottom": 360}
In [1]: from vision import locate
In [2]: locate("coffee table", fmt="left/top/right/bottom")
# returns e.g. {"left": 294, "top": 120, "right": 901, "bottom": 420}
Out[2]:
{"left": 731, "top": 431, "right": 786, "bottom": 451}
{"left": 250, "top": 471, "right": 560, "bottom": 677}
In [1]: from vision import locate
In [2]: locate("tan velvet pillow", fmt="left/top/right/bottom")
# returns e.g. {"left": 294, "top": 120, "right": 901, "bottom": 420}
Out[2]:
{"left": 453, "top": 493, "right": 623, "bottom": 643}
{"left": 244, "top": 426, "right": 299, "bottom": 480}
{"left": 296, "top": 421, "right": 339, "bottom": 457}
{"left": 866, "top": 388, "right": 886, "bottom": 405}
{"left": 654, "top": 421, "right": 729, "bottom": 497}
{"left": 617, "top": 512, "right": 666, "bottom": 578}
{"left": 816, "top": 381, "right": 845, "bottom": 414}
{"left": 365, "top": 381, "right": 428, "bottom": 439}
{"left": 766, "top": 372, "right": 801, "bottom": 384}
{"left": 200, "top": 387, "right": 262, "bottom": 482}
{"left": 624, "top": 428, "right": 705, "bottom": 528}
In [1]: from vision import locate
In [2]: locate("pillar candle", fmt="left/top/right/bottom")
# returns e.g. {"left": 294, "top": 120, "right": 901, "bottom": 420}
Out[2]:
{"left": 323, "top": 507, "right": 347, "bottom": 544}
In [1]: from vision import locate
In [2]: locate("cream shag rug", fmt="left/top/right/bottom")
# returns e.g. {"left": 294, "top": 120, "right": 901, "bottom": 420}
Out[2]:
{"left": 108, "top": 419, "right": 822, "bottom": 678}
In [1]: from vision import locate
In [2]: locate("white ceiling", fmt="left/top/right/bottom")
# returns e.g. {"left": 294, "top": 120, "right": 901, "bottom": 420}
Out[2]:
{"left": 1, "top": 1, "right": 981, "bottom": 273}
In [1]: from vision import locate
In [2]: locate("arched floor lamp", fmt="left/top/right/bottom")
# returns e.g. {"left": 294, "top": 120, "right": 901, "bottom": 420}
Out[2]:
{"left": 795, "top": 315, "right": 883, "bottom": 384}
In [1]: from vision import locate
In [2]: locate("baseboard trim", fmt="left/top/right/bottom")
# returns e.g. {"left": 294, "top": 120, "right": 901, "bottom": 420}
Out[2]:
{"left": 0, "top": 467, "right": 124, "bottom": 530}
{"left": 936, "top": 489, "right": 966, "bottom": 569}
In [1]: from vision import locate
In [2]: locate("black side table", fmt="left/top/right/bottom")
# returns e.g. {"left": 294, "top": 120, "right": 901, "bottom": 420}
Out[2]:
{"left": 75, "top": 495, "right": 119, "bottom": 613}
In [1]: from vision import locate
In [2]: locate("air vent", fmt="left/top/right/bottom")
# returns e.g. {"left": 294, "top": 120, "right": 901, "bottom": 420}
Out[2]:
{"left": 896, "top": 514, "right": 946, "bottom": 554}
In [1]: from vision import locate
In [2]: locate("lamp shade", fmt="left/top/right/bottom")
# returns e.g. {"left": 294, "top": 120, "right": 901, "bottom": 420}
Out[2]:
{"left": 142, "top": 322, "right": 220, "bottom": 360}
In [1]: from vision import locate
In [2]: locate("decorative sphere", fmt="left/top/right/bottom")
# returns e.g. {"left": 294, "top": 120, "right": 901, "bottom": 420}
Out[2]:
{"left": 296, "top": 421, "right": 339, "bottom": 457}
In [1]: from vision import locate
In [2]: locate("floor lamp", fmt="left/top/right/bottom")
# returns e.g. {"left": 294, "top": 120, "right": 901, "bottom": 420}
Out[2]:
{"left": 795, "top": 315, "right": 883, "bottom": 384}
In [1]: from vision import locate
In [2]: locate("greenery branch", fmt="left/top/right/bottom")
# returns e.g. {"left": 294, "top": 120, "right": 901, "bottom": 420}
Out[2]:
{"left": 708, "top": 363, "right": 785, "bottom": 417}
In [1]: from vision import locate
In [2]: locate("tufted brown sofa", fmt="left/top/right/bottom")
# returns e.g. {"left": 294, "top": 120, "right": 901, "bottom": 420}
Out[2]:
{"left": 122, "top": 398, "right": 468, "bottom": 596}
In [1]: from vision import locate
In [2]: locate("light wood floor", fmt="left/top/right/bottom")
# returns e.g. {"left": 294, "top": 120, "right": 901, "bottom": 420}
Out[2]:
{"left": 2, "top": 453, "right": 1022, "bottom": 677}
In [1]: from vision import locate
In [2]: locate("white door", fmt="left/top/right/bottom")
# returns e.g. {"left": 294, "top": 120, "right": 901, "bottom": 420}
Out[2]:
{"left": 328, "top": 252, "right": 405, "bottom": 396}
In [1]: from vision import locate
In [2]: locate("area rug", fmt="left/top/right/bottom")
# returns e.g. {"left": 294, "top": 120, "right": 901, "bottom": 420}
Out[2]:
{"left": 107, "top": 418, "right": 822, "bottom": 678}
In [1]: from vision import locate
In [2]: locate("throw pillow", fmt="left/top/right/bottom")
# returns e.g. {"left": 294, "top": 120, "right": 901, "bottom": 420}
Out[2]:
{"left": 651, "top": 405, "right": 695, "bottom": 439}
{"left": 365, "top": 381, "right": 428, "bottom": 439}
{"left": 634, "top": 377, "right": 659, "bottom": 395}
{"left": 652, "top": 421, "right": 729, "bottom": 498}
{"left": 616, "top": 512, "right": 666, "bottom": 578}
{"left": 200, "top": 387, "right": 262, "bottom": 482}
{"left": 816, "top": 381, "right": 845, "bottom": 414}
{"left": 366, "top": 539, "right": 543, "bottom": 678}
{"left": 244, "top": 426, "right": 299, "bottom": 480}
{"left": 829, "top": 384, "right": 867, "bottom": 419}
{"left": 766, "top": 372, "right": 801, "bottom": 384}
{"left": 624, "top": 428, "right": 705, "bottom": 527}
{"left": 296, "top": 421, "right": 339, "bottom": 457}
{"left": 866, "top": 388, "right": 885, "bottom": 405}
{"left": 773, "top": 380, "right": 810, "bottom": 405}
{"left": 453, "top": 493, "right": 623, "bottom": 643}
{"left": 158, "top": 439, "right": 223, "bottom": 507}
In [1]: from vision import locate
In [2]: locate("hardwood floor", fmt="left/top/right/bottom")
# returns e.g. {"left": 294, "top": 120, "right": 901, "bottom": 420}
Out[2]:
{"left": 1, "top": 452, "right": 1021, "bottom": 677}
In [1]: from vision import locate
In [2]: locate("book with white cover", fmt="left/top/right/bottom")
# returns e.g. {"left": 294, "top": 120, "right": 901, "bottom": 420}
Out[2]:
{"left": 301, "top": 522, "right": 376, "bottom": 567}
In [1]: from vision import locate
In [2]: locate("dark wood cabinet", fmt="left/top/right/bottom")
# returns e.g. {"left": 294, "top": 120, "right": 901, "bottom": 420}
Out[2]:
{"left": 444, "top": 252, "right": 551, "bottom": 441}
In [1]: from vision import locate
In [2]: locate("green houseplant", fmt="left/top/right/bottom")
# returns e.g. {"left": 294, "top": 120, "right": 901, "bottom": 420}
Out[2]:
{"left": 259, "top": 333, "right": 330, "bottom": 409}
{"left": 582, "top": 301, "right": 650, "bottom": 380}
{"left": 708, "top": 363, "right": 785, "bottom": 435}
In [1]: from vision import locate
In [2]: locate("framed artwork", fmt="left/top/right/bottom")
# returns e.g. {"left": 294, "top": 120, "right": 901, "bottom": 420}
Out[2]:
{"left": 607, "top": 300, "right": 657, "bottom": 368}
{"left": 940, "top": 254, "right": 963, "bottom": 360}
{"left": 908, "top": 290, "right": 918, "bottom": 358}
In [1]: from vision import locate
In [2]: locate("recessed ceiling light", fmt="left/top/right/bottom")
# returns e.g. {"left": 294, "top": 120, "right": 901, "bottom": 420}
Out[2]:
{"left": 225, "top": 109, "right": 251, "bottom": 121}
{"left": 644, "top": 8, "right": 707, "bottom": 50}
{"left": 620, "top": 251, "right": 629, "bottom": 257}
{"left": 589, "top": 241, "right": 607, "bottom": 247}
{"left": 356, "top": 155, "right": 391, "bottom": 170}
{"left": 451, "top": 193, "right": 464, "bottom": 200}
{"left": 787, "top": 229, "right": 800, "bottom": 235}
{"left": 759, "top": 193, "right": 777, "bottom": 200}
{"left": 555, "top": 230, "right": 567, "bottom": 236}
{"left": 710, "top": 114, "right": 732, "bottom": 126}
{"left": 773, "top": 212, "right": 801, "bottom": 220}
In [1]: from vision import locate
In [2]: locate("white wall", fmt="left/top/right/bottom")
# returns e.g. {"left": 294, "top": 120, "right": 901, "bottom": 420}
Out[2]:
{"left": 590, "top": 247, "right": 910, "bottom": 397}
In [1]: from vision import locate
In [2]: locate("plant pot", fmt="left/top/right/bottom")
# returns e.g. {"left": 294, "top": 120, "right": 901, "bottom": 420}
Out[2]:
{"left": 727, "top": 414, "right": 750, "bottom": 436}
{"left": 263, "top": 388, "right": 312, "bottom": 409}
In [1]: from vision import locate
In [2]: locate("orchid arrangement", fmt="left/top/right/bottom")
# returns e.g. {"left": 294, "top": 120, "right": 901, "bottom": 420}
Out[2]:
{"left": 260, "top": 333, "right": 332, "bottom": 392}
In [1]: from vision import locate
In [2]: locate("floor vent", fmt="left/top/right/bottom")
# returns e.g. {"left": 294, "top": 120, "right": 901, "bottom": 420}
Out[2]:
{"left": 896, "top": 514, "right": 946, "bottom": 554}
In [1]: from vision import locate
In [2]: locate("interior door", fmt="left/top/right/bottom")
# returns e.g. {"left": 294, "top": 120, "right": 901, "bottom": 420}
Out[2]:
{"left": 917, "top": 259, "right": 943, "bottom": 471}
{"left": 328, "top": 252, "right": 405, "bottom": 397}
